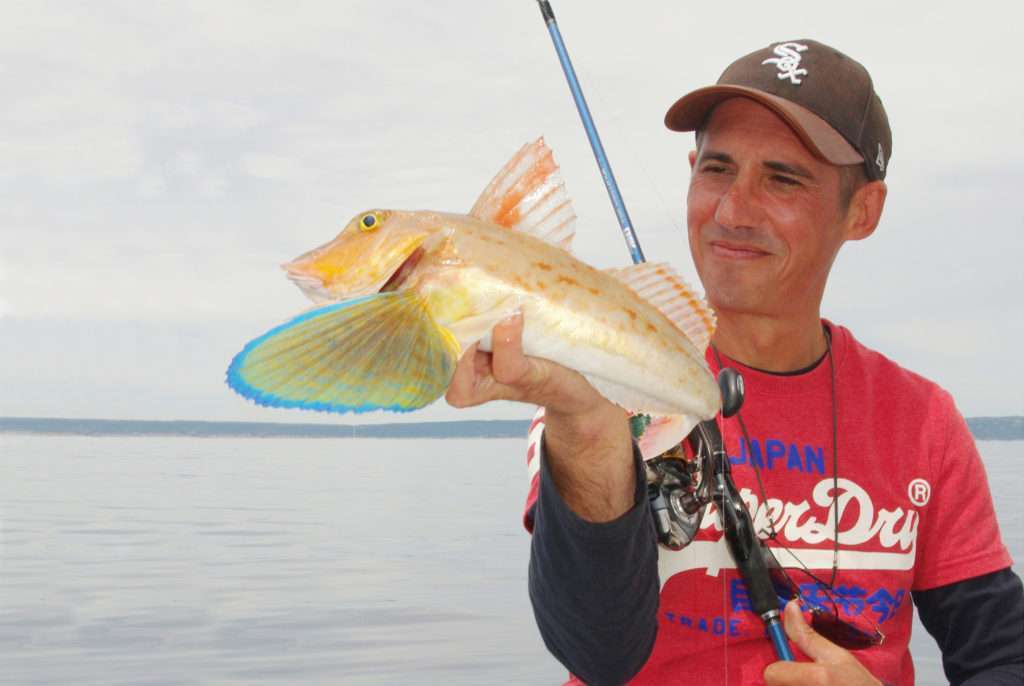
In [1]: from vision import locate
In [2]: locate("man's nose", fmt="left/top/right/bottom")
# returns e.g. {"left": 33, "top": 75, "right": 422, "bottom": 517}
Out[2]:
{"left": 714, "top": 173, "right": 763, "bottom": 230}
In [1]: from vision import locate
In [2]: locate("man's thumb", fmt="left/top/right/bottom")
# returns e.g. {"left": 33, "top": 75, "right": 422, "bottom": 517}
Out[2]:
{"left": 782, "top": 600, "right": 843, "bottom": 661}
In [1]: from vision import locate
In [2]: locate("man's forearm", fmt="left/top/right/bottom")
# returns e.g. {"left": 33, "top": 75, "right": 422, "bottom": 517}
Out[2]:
{"left": 542, "top": 403, "right": 635, "bottom": 522}
{"left": 528, "top": 435, "right": 660, "bottom": 685}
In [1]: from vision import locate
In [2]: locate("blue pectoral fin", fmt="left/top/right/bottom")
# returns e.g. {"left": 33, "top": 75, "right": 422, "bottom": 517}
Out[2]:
{"left": 226, "top": 291, "right": 461, "bottom": 414}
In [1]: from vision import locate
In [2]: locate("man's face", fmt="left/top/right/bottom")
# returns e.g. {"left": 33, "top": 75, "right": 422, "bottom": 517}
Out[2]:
{"left": 686, "top": 97, "right": 853, "bottom": 319}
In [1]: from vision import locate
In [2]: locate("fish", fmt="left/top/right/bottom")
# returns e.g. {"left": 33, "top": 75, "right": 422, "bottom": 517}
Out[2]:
{"left": 226, "top": 138, "right": 721, "bottom": 451}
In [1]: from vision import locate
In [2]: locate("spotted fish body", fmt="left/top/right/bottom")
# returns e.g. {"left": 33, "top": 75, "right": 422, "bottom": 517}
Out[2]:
{"left": 227, "top": 139, "right": 720, "bottom": 446}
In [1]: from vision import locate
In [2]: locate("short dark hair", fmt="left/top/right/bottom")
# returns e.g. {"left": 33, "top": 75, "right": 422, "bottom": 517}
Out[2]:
{"left": 838, "top": 164, "right": 867, "bottom": 212}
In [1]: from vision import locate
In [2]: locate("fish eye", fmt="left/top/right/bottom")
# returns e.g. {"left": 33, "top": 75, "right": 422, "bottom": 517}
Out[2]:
{"left": 358, "top": 211, "right": 386, "bottom": 232}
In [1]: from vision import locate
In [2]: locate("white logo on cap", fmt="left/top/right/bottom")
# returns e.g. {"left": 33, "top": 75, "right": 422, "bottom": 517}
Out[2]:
{"left": 762, "top": 42, "right": 809, "bottom": 84}
{"left": 875, "top": 143, "right": 886, "bottom": 172}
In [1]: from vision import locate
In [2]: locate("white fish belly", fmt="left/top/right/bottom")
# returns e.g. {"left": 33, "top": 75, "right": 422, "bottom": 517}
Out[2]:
{"left": 519, "top": 297, "right": 719, "bottom": 419}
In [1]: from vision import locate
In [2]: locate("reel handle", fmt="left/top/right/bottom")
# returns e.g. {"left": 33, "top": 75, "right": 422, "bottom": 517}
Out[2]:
{"left": 718, "top": 367, "right": 744, "bottom": 418}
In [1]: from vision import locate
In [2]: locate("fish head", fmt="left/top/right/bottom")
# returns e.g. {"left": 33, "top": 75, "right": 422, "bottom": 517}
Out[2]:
{"left": 282, "top": 209, "right": 440, "bottom": 302}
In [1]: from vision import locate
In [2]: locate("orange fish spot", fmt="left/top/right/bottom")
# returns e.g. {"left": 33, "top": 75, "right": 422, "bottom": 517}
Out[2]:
{"left": 646, "top": 323, "right": 657, "bottom": 333}
{"left": 623, "top": 308, "right": 638, "bottom": 321}
{"left": 494, "top": 152, "right": 557, "bottom": 228}
{"left": 587, "top": 287, "right": 600, "bottom": 295}
{"left": 534, "top": 262, "right": 553, "bottom": 271}
{"left": 556, "top": 275, "right": 579, "bottom": 287}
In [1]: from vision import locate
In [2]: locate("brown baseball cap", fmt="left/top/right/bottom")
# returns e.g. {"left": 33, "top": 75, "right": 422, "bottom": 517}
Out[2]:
{"left": 665, "top": 40, "right": 892, "bottom": 180}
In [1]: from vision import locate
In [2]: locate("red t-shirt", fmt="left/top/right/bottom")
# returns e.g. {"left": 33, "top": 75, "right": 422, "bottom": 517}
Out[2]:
{"left": 523, "top": 322, "right": 1011, "bottom": 685}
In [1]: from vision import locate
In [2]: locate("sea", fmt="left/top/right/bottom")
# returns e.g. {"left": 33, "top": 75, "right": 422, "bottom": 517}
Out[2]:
{"left": 0, "top": 434, "right": 1020, "bottom": 686}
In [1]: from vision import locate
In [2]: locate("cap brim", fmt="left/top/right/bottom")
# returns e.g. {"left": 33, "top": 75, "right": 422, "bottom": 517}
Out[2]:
{"left": 664, "top": 85, "right": 863, "bottom": 166}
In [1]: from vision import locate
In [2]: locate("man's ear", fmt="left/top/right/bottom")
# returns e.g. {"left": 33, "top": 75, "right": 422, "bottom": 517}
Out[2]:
{"left": 688, "top": 149, "right": 697, "bottom": 170}
{"left": 844, "top": 180, "right": 887, "bottom": 241}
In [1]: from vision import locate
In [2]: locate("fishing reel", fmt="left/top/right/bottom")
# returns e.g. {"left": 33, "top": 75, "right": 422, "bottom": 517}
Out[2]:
{"left": 646, "top": 368, "right": 744, "bottom": 550}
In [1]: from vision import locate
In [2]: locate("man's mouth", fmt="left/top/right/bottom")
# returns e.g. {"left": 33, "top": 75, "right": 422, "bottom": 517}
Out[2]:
{"left": 710, "top": 240, "right": 770, "bottom": 259}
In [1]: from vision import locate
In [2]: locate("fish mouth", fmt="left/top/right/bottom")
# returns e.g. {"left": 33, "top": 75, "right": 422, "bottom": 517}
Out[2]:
{"left": 379, "top": 245, "right": 426, "bottom": 292}
{"left": 283, "top": 268, "right": 334, "bottom": 303}
{"left": 282, "top": 243, "right": 427, "bottom": 302}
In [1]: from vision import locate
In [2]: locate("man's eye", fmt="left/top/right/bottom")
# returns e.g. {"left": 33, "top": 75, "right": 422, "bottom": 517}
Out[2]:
{"left": 701, "top": 165, "right": 728, "bottom": 174}
{"left": 773, "top": 175, "right": 801, "bottom": 186}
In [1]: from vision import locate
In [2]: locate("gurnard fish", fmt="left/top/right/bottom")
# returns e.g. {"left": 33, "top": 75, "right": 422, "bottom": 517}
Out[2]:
{"left": 226, "top": 138, "right": 721, "bottom": 455}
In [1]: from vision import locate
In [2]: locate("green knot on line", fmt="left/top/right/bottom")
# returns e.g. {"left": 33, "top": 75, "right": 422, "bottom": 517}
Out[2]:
{"left": 630, "top": 413, "right": 652, "bottom": 439}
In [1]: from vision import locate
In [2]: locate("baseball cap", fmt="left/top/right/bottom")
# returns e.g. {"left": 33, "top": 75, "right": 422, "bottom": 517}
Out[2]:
{"left": 664, "top": 40, "right": 892, "bottom": 180}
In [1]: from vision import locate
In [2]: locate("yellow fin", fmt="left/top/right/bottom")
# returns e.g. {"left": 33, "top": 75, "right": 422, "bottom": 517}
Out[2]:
{"left": 469, "top": 137, "right": 576, "bottom": 250}
{"left": 604, "top": 262, "right": 716, "bottom": 352}
{"left": 226, "top": 290, "right": 460, "bottom": 414}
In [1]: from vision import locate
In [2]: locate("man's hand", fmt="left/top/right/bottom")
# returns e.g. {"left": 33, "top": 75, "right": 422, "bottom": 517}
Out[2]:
{"left": 764, "top": 602, "right": 883, "bottom": 686}
{"left": 445, "top": 311, "right": 634, "bottom": 522}
{"left": 445, "top": 311, "right": 607, "bottom": 416}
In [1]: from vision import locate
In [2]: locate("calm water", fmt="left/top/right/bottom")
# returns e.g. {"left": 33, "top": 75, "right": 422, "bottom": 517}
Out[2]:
{"left": 0, "top": 436, "right": 1019, "bottom": 685}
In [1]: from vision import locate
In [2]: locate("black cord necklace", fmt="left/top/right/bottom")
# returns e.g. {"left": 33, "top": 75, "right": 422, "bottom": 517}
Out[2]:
{"left": 710, "top": 326, "right": 841, "bottom": 588}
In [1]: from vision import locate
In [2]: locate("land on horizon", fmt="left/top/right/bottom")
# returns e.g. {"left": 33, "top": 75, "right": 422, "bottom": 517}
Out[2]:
{"left": 1, "top": 416, "right": 1022, "bottom": 441}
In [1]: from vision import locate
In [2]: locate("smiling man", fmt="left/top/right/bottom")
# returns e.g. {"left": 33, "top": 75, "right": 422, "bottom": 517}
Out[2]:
{"left": 446, "top": 40, "right": 1023, "bottom": 685}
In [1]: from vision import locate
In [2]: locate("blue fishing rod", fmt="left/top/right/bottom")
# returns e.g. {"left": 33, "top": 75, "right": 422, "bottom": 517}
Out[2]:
{"left": 535, "top": 0, "right": 645, "bottom": 265}
{"left": 534, "top": 0, "right": 794, "bottom": 663}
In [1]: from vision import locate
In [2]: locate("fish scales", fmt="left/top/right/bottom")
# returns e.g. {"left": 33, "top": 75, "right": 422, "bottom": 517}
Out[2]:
{"left": 408, "top": 213, "right": 713, "bottom": 417}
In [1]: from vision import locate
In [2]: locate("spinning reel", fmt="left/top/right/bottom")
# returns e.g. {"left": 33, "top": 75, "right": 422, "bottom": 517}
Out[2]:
{"left": 646, "top": 368, "right": 745, "bottom": 550}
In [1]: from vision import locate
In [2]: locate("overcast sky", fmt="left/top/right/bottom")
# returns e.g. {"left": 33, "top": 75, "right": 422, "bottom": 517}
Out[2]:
{"left": 2, "top": 0, "right": 1022, "bottom": 424}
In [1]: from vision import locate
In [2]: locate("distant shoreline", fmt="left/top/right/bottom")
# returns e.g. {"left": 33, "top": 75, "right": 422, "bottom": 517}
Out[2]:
{"left": 1, "top": 416, "right": 1022, "bottom": 440}
{"left": 0, "top": 417, "right": 532, "bottom": 439}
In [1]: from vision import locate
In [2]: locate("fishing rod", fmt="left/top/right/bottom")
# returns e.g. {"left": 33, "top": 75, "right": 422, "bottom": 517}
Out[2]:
{"left": 533, "top": 0, "right": 794, "bottom": 664}
{"left": 535, "top": 0, "right": 645, "bottom": 265}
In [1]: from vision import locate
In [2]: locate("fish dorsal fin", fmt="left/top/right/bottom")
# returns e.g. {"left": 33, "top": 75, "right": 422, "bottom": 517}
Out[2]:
{"left": 469, "top": 137, "right": 576, "bottom": 251}
{"left": 605, "top": 262, "right": 716, "bottom": 352}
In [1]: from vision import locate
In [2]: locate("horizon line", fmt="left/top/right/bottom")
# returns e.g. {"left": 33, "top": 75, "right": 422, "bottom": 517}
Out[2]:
{"left": 1, "top": 415, "right": 1021, "bottom": 441}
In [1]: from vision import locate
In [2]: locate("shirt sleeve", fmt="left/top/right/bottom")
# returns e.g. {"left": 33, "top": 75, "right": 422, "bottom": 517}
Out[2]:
{"left": 527, "top": 432, "right": 660, "bottom": 686}
{"left": 522, "top": 409, "right": 545, "bottom": 533}
{"left": 911, "top": 391, "right": 1012, "bottom": 590}
{"left": 913, "top": 567, "right": 1024, "bottom": 685}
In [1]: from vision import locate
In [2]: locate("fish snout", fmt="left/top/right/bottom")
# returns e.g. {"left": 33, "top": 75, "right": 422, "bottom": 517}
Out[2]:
{"left": 281, "top": 257, "right": 333, "bottom": 303}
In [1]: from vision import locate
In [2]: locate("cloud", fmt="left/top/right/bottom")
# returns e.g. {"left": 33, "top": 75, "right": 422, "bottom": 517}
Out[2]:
{"left": 3, "top": 1, "right": 1023, "bottom": 420}
{"left": 0, "top": 261, "right": 9, "bottom": 318}
{"left": 241, "top": 153, "right": 310, "bottom": 183}
{"left": 0, "top": 121, "right": 142, "bottom": 183}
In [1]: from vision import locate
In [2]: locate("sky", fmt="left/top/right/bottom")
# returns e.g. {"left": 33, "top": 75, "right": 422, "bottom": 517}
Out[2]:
{"left": 1, "top": 0, "right": 1022, "bottom": 423}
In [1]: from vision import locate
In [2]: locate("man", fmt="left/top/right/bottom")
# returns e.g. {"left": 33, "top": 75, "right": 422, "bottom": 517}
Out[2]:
{"left": 447, "top": 40, "right": 1023, "bottom": 684}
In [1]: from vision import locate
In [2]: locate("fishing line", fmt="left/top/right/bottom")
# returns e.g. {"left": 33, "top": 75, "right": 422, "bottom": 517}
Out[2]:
{"left": 712, "top": 330, "right": 844, "bottom": 590}
{"left": 710, "top": 345, "right": 781, "bottom": 539}
{"left": 566, "top": 48, "right": 689, "bottom": 243}
{"left": 535, "top": 0, "right": 645, "bottom": 265}
{"left": 533, "top": 0, "right": 795, "bottom": 670}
